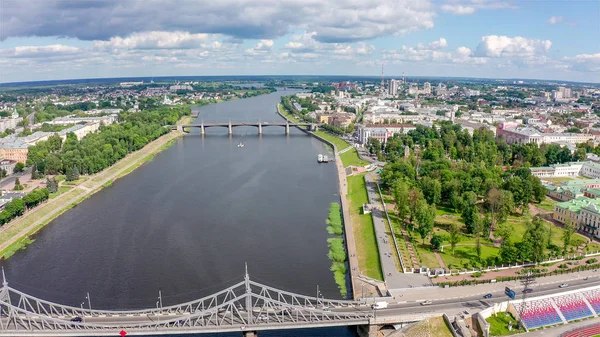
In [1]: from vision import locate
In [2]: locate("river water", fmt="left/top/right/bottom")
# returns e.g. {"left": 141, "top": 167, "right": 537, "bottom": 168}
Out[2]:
{"left": 1, "top": 89, "right": 358, "bottom": 336}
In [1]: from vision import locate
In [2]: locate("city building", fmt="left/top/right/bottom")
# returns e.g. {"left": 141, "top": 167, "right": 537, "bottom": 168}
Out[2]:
{"left": 388, "top": 79, "right": 400, "bottom": 96}
{"left": 357, "top": 124, "right": 416, "bottom": 145}
{"left": 554, "top": 197, "right": 600, "bottom": 239}
{"left": 0, "top": 159, "right": 17, "bottom": 174}
{"left": 496, "top": 123, "right": 593, "bottom": 145}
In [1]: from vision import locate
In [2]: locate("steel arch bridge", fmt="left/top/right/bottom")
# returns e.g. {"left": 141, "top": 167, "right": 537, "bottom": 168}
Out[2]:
{"left": 0, "top": 270, "right": 372, "bottom": 336}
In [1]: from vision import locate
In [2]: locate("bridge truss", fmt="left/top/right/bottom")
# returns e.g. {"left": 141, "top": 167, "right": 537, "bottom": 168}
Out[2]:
{"left": 0, "top": 269, "right": 371, "bottom": 336}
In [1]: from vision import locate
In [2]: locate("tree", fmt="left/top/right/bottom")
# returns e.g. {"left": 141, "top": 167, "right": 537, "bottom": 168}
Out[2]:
{"left": 562, "top": 221, "right": 576, "bottom": 254}
{"left": 421, "top": 177, "right": 442, "bottom": 205}
{"left": 522, "top": 218, "right": 549, "bottom": 263}
{"left": 430, "top": 234, "right": 443, "bottom": 250}
{"left": 13, "top": 162, "right": 24, "bottom": 174}
{"left": 463, "top": 204, "right": 480, "bottom": 235}
{"left": 449, "top": 223, "right": 461, "bottom": 256}
{"left": 13, "top": 177, "right": 23, "bottom": 191}
{"left": 415, "top": 200, "right": 436, "bottom": 243}
{"left": 46, "top": 177, "right": 58, "bottom": 193}
{"left": 407, "top": 188, "right": 424, "bottom": 227}
{"left": 486, "top": 189, "right": 514, "bottom": 236}
{"left": 393, "top": 181, "right": 410, "bottom": 224}
{"left": 476, "top": 235, "right": 482, "bottom": 262}
{"left": 73, "top": 165, "right": 80, "bottom": 180}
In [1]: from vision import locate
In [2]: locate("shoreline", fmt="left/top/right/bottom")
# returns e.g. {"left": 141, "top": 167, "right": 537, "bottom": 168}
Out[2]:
{"left": 276, "top": 103, "right": 362, "bottom": 299}
{"left": 0, "top": 121, "right": 189, "bottom": 259}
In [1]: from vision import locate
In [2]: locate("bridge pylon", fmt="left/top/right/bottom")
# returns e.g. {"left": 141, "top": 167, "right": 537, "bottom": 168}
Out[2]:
{"left": 200, "top": 122, "right": 205, "bottom": 135}
{"left": 258, "top": 123, "right": 262, "bottom": 135}
{"left": 228, "top": 121, "right": 233, "bottom": 135}
{"left": 285, "top": 122, "right": 290, "bottom": 135}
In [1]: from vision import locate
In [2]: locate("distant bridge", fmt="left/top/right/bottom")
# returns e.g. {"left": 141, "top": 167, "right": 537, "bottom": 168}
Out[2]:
{"left": 173, "top": 121, "right": 319, "bottom": 135}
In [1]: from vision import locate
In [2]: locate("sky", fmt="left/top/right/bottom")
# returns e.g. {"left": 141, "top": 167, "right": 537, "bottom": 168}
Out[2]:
{"left": 0, "top": 0, "right": 599, "bottom": 84}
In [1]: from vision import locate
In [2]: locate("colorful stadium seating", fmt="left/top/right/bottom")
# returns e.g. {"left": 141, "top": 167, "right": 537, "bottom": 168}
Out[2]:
{"left": 582, "top": 289, "right": 600, "bottom": 315}
{"left": 554, "top": 293, "right": 594, "bottom": 321}
{"left": 561, "top": 324, "right": 600, "bottom": 337}
{"left": 515, "top": 299, "right": 563, "bottom": 329}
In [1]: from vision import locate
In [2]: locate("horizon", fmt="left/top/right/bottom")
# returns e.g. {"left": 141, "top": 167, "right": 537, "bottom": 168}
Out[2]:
{"left": 1, "top": 74, "right": 598, "bottom": 88}
{"left": 1, "top": 0, "right": 599, "bottom": 84}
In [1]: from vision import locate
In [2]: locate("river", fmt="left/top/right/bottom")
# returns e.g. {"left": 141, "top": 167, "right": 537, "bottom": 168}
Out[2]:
{"left": 1, "top": 89, "right": 358, "bottom": 336}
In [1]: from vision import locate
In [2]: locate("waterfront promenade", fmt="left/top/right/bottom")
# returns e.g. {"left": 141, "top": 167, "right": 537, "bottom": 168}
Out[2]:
{"left": 364, "top": 172, "right": 430, "bottom": 291}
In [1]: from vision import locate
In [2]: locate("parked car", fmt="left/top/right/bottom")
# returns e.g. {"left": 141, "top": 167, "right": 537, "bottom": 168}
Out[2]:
{"left": 559, "top": 283, "right": 569, "bottom": 288}
{"left": 483, "top": 293, "right": 493, "bottom": 299}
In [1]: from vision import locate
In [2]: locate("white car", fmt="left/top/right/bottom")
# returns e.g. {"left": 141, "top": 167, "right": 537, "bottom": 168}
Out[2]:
{"left": 559, "top": 283, "right": 569, "bottom": 288}
{"left": 420, "top": 300, "right": 432, "bottom": 306}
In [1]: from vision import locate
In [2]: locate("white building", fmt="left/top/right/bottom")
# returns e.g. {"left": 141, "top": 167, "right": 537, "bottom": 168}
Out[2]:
{"left": 357, "top": 124, "right": 416, "bottom": 145}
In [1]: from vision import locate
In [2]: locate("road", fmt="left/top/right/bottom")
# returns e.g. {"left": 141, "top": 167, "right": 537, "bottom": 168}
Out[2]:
{"left": 0, "top": 167, "right": 31, "bottom": 190}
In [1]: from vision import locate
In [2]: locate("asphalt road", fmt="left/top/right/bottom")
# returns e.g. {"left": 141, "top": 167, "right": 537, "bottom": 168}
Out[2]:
{"left": 0, "top": 167, "right": 31, "bottom": 190}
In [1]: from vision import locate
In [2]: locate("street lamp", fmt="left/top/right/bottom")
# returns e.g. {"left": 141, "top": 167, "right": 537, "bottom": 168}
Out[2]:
{"left": 156, "top": 301, "right": 160, "bottom": 322}
{"left": 85, "top": 293, "right": 92, "bottom": 311}
{"left": 80, "top": 302, "right": 85, "bottom": 323}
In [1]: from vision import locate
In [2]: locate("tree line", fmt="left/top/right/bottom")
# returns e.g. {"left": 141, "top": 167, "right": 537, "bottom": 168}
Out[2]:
{"left": 0, "top": 188, "right": 50, "bottom": 225}
{"left": 26, "top": 106, "right": 190, "bottom": 176}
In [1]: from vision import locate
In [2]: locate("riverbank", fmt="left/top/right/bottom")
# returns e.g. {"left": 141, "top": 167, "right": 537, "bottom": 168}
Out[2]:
{"left": 0, "top": 124, "right": 188, "bottom": 259}
{"left": 276, "top": 101, "right": 384, "bottom": 297}
{"left": 276, "top": 103, "right": 367, "bottom": 168}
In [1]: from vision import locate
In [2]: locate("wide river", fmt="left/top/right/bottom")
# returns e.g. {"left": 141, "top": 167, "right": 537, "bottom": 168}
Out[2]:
{"left": 1, "top": 89, "right": 358, "bottom": 336}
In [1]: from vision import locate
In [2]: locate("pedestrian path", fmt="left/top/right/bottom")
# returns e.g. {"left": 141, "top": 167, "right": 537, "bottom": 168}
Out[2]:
{"left": 338, "top": 146, "right": 353, "bottom": 154}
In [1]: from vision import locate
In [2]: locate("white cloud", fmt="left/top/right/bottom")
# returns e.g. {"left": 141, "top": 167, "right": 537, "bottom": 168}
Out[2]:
{"left": 475, "top": 35, "right": 551, "bottom": 58}
{"left": 548, "top": 16, "right": 562, "bottom": 24}
{"left": 564, "top": 53, "right": 600, "bottom": 72}
{"left": 0, "top": 44, "right": 83, "bottom": 58}
{"left": 441, "top": 5, "right": 476, "bottom": 15}
{"left": 547, "top": 16, "right": 577, "bottom": 27}
{"left": 441, "top": 0, "right": 516, "bottom": 15}
{"left": 2, "top": 0, "right": 436, "bottom": 43}
{"left": 383, "top": 38, "right": 486, "bottom": 65}
{"left": 93, "top": 31, "right": 210, "bottom": 50}
{"left": 245, "top": 39, "right": 274, "bottom": 56}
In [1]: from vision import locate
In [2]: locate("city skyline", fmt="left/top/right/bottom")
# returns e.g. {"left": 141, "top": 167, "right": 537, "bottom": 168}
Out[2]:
{"left": 0, "top": 0, "right": 599, "bottom": 83}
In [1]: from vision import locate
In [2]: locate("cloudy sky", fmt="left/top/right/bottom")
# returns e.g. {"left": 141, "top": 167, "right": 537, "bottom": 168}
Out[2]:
{"left": 0, "top": 0, "right": 599, "bottom": 83}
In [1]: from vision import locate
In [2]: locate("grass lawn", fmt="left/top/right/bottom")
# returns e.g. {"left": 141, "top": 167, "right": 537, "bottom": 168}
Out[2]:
{"left": 402, "top": 317, "right": 454, "bottom": 337}
{"left": 414, "top": 242, "right": 442, "bottom": 268}
{"left": 314, "top": 130, "right": 350, "bottom": 149}
{"left": 347, "top": 174, "right": 383, "bottom": 280}
{"left": 49, "top": 186, "right": 72, "bottom": 199}
{"left": 429, "top": 316, "right": 455, "bottom": 337}
{"left": 340, "top": 149, "right": 369, "bottom": 167}
{"left": 535, "top": 197, "right": 557, "bottom": 212}
{"left": 486, "top": 313, "right": 524, "bottom": 336}
{"left": 440, "top": 244, "right": 500, "bottom": 269}
{"left": 277, "top": 104, "right": 301, "bottom": 123}
{"left": 542, "top": 176, "right": 574, "bottom": 183}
